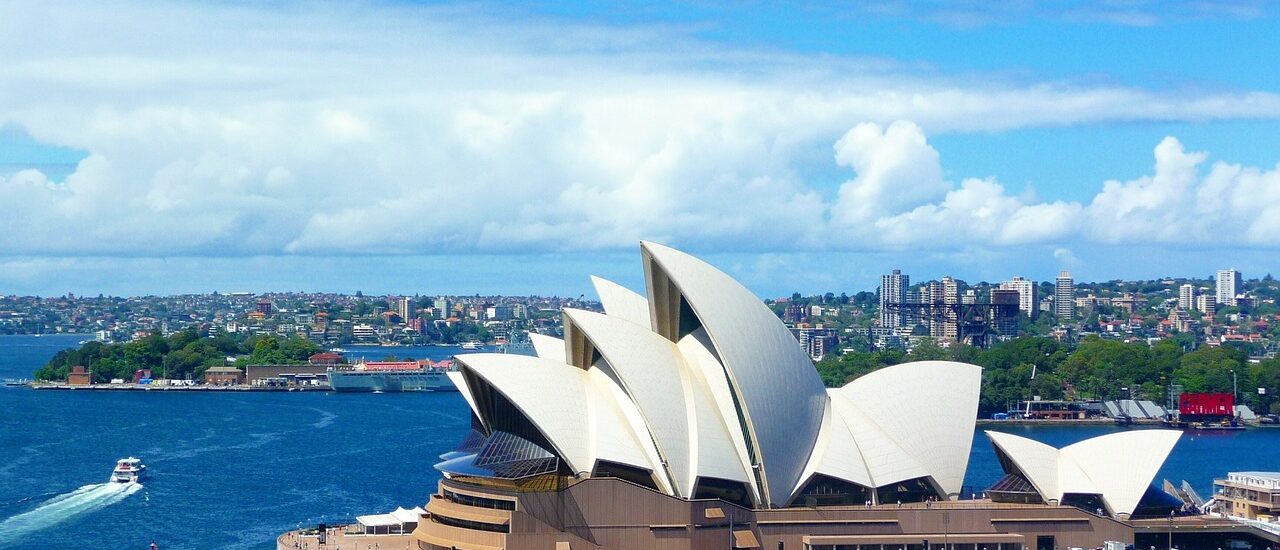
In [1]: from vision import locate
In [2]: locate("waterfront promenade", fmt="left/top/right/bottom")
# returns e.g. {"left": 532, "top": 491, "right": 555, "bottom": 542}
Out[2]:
{"left": 975, "top": 417, "right": 1164, "bottom": 426}
{"left": 277, "top": 526, "right": 414, "bottom": 550}
{"left": 28, "top": 382, "right": 329, "bottom": 391}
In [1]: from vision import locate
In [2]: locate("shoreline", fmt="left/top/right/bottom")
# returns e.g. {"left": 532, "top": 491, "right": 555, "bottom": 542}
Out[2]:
{"left": 976, "top": 417, "right": 1163, "bottom": 426}
{"left": 28, "top": 382, "right": 331, "bottom": 392}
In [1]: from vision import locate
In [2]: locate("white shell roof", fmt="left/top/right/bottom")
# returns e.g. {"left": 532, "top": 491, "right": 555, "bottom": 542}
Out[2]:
{"left": 562, "top": 308, "right": 696, "bottom": 496}
{"left": 454, "top": 353, "right": 660, "bottom": 477}
{"left": 831, "top": 361, "right": 981, "bottom": 496}
{"left": 443, "top": 242, "right": 991, "bottom": 511}
{"left": 589, "top": 276, "right": 652, "bottom": 328}
{"left": 986, "top": 431, "right": 1061, "bottom": 499}
{"left": 528, "top": 333, "right": 566, "bottom": 363}
{"left": 676, "top": 329, "right": 757, "bottom": 494}
{"left": 641, "top": 241, "right": 827, "bottom": 507}
{"left": 447, "top": 370, "right": 481, "bottom": 425}
{"left": 986, "top": 430, "right": 1182, "bottom": 516}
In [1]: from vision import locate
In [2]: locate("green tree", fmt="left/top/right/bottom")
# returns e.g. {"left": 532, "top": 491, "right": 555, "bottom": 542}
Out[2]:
{"left": 1249, "top": 358, "right": 1280, "bottom": 414}
{"left": 814, "top": 349, "right": 904, "bottom": 388}
{"left": 906, "top": 338, "right": 950, "bottom": 362}
{"left": 1174, "top": 346, "right": 1246, "bottom": 393}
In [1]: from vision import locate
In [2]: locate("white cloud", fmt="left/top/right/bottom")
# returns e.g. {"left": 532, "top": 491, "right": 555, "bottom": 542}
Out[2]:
{"left": 0, "top": 0, "right": 1279, "bottom": 261}
{"left": 831, "top": 121, "right": 949, "bottom": 225}
{"left": 825, "top": 127, "right": 1280, "bottom": 252}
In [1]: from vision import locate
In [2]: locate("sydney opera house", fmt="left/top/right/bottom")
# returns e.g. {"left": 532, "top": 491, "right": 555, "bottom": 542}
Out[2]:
{"left": 412, "top": 242, "right": 1274, "bottom": 550}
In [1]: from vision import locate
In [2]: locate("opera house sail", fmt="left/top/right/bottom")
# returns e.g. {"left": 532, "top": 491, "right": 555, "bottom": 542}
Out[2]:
{"left": 412, "top": 242, "right": 1240, "bottom": 550}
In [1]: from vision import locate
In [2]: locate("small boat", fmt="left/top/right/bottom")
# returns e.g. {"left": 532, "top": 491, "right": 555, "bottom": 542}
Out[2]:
{"left": 460, "top": 342, "right": 482, "bottom": 350}
{"left": 111, "top": 457, "right": 146, "bottom": 483}
{"left": 3, "top": 378, "right": 29, "bottom": 387}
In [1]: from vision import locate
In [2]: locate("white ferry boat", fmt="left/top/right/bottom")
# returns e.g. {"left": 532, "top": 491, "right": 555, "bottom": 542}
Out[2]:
{"left": 111, "top": 457, "right": 146, "bottom": 483}
{"left": 327, "top": 360, "right": 458, "bottom": 393}
{"left": 460, "top": 341, "right": 483, "bottom": 350}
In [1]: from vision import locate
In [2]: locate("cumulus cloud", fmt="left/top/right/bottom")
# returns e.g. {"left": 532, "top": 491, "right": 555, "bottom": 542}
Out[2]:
{"left": 831, "top": 121, "right": 949, "bottom": 225}
{"left": 1, "top": 0, "right": 1279, "bottom": 261}
{"left": 826, "top": 128, "right": 1280, "bottom": 251}
{"left": 1084, "top": 137, "right": 1280, "bottom": 244}
{"left": 828, "top": 123, "right": 1080, "bottom": 248}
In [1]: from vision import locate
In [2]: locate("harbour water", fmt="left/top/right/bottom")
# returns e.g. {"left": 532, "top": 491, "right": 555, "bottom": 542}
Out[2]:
{"left": 1, "top": 334, "right": 1277, "bottom": 549}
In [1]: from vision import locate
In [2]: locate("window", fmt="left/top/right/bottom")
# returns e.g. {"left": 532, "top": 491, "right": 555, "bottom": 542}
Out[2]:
{"left": 430, "top": 514, "right": 509, "bottom": 533}
{"left": 875, "top": 477, "right": 941, "bottom": 504}
{"left": 592, "top": 460, "right": 659, "bottom": 491}
{"left": 792, "top": 475, "right": 873, "bottom": 507}
{"left": 693, "top": 477, "right": 755, "bottom": 509}
{"left": 443, "top": 489, "right": 515, "bottom": 511}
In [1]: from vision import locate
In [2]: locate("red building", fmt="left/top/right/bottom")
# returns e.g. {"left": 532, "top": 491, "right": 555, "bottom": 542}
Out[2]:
{"left": 1179, "top": 392, "right": 1234, "bottom": 421}
{"left": 68, "top": 365, "right": 92, "bottom": 386}
{"left": 309, "top": 352, "right": 344, "bottom": 365}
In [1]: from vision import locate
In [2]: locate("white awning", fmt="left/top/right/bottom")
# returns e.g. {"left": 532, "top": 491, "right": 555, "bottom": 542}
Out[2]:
{"left": 391, "top": 506, "right": 424, "bottom": 524}
{"left": 356, "top": 514, "right": 400, "bottom": 528}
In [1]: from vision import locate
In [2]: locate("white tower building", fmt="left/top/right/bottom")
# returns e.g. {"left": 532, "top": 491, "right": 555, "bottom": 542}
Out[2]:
{"left": 879, "top": 270, "right": 908, "bottom": 329}
{"left": 1217, "top": 269, "right": 1242, "bottom": 307}
{"left": 1054, "top": 271, "right": 1075, "bottom": 320}
{"left": 1179, "top": 284, "right": 1196, "bottom": 311}
{"left": 1000, "top": 276, "right": 1038, "bottom": 317}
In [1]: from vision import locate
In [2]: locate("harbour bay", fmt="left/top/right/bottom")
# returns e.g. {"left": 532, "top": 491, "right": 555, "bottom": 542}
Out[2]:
{"left": 2, "top": 334, "right": 1278, "bottom": 549}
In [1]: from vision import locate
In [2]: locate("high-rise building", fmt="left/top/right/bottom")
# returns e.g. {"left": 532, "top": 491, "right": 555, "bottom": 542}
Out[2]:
{"left": 783, "top": 303, "right": 806, "bottom": 324}
{"left": 914, "top": 279, "right": 958, "bottom": 339}
{"left": 487, "top": 305, "right": 515, "bottom": 321}
{"left": 1197, "top": 295, "right": 1217, "bottom": 318}
{"left": 433, "top": 298, "right": 452, "bottom": 319}
{"left": 918, "top": 281, "right": 941, "bottom": 337}
{"left": 990, "top": 289, "right": 1021, "bottom": 337}
{"left": 798, "top": 326, "right": 839, "bottom": 361}
{"left": 1217, "top": 269, "right": 1242, "bottom": 307}
{"left": 1000, "top": 276, "right": 1038, "bottom": 317}
{"left": 1054, "top": 271, "right": 1075, "bottom": 320}
{"left": 879, "top": 270, "right": 908, "bottom": 329}
{"left": 942, "top": 277, "right": 959, "bottom": 340}
{"left": 397, "top": 296, "right": 412, "bottom": 321}
{"left": 1179, "top": 284, "right": 1196, "bottom": 312}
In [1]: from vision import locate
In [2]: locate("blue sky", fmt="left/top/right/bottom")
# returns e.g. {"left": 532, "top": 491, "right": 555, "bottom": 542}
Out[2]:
{"left": 1, "top": 0, "right": 1279, "bottom": 297}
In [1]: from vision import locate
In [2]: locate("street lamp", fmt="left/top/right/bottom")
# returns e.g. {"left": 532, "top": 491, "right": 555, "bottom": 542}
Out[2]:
{"left": 1229, "top": 370, "right": 1238, "bottom": 402}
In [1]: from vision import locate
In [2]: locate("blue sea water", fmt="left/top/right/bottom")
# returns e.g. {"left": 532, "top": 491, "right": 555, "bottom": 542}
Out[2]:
{"left": 1, "top": 335, "right": 1277, "bottom": 549}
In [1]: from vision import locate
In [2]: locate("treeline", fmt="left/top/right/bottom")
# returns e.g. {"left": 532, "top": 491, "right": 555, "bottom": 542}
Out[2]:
{"left": 816, "top": 336, "right": 1280, "bottom": 415}
{"left": 35, "top": 329, "right": 322, "bottom": 383}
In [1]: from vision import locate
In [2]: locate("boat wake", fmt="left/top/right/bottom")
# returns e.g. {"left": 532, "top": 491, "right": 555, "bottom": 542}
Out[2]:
{"left": 0, "top": 482, "right": 142, "bottom": 544}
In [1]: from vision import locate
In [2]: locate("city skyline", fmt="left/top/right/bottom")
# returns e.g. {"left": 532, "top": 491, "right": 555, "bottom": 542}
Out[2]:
{"left": 3, "top": 1, "right": 1280, "bottom": 296}
{"left": 0, "top": 263, "right": 1266, "bottom": 302}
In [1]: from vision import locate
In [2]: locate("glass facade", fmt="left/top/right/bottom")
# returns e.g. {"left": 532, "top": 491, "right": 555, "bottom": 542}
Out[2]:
{"left": 792, "top": 475, "right": 873, "bottom": 507}
{"left": 875, "top": 477, "right": 941, "bottom": 504}
{"left": 693, "top": 476, "right": 755, "bottom": 509}
{"left": 442, "top": 489, "right": 516, "bottom": 511}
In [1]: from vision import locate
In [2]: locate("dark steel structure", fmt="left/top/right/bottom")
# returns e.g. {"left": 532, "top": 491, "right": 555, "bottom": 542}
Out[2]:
{"left": 882, "top": 296, "right": 1021, "bottom": 348}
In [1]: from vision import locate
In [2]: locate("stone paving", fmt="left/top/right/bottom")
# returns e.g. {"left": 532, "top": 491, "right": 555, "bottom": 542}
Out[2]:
{"left": 277, "top": 526, "right": 415, "bottom": 550}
